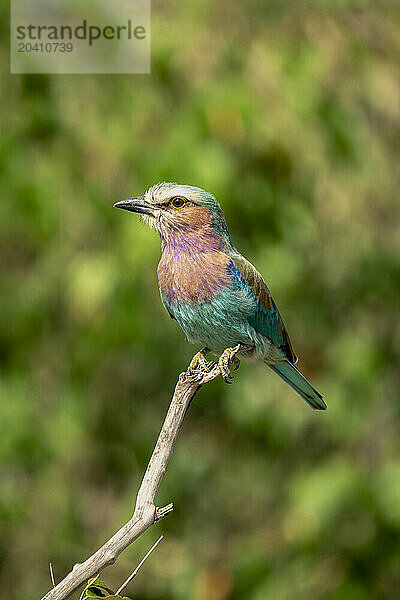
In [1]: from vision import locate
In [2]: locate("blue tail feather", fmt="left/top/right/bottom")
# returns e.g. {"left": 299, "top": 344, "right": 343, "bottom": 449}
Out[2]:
{"left": 268, "top": 360, "right": 326, "bottom": 410}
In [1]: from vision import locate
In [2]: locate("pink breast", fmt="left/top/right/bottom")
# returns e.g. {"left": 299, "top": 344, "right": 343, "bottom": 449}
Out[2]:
{"left": 158, "top": 249, "right": 230, "bottom": 305}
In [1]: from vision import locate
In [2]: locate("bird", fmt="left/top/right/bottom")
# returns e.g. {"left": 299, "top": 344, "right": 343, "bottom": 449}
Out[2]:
{"left": 114, "top": 182, "right": 326, "bottom": 410}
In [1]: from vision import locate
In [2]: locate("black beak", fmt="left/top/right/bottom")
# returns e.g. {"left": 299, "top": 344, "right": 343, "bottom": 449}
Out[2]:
{"left": 113, "top": 196, "right": 154, "bottom": 216}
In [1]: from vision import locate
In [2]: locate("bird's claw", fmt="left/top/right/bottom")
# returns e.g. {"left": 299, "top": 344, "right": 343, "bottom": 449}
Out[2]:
{"left": 218, "top": 344, "right": 242, "bottom": 383}
{"left": 232, "top": 356, "right": 241, "bottom": 370}
{"left": 187, "top": 348, "right": 211, "bottom": 377}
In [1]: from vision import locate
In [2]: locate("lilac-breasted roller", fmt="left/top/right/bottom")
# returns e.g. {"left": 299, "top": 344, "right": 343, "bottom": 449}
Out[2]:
{"left": 114, "top": 182, "right": 326, "bottom": 410}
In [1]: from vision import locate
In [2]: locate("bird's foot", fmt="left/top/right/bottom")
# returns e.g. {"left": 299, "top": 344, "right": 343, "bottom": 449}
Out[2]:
{"left": 187, "top": 347, "right": 212, "bottom": 377}
{"left": 217, "top": 344, "right": 252, "bottom": 383}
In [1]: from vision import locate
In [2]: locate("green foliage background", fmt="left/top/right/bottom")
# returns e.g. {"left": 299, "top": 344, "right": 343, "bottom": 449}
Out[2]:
{"left": 1, "top": 1, "right": 400, "bottom": 599}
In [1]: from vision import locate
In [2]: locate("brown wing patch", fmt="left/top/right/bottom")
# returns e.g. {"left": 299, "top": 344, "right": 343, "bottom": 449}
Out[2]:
{"left": 232, "top": 253, "right": 297, "bottom": 363}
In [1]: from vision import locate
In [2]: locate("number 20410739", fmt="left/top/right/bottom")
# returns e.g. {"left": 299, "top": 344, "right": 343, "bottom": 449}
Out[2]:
{"left": 18, "top": 42, "right": 73, "bottom": 52}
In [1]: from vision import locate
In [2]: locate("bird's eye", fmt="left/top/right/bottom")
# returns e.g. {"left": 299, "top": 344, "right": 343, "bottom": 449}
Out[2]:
{"left": 171, "top": 197, "right": 185, "bottom": 209}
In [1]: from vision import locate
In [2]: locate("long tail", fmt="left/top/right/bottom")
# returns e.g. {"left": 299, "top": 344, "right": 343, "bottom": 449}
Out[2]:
{"left": 267, "top": 360, "right": 326, "bottom": 410}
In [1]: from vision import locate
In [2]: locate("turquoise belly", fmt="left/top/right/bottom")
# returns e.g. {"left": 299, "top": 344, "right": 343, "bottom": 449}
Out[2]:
{"left": 160, "top": 287, "right": 270, "bottom": 357}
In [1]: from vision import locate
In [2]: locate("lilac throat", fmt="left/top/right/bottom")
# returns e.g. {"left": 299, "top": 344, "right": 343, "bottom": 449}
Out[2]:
{"left": 161, "top": 229, "right": 222, "bottom": 256}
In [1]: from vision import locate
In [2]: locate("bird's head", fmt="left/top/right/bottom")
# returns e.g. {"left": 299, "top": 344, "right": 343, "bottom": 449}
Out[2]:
{"left": 114, "top": 182, "right": 231, "bottom": 246}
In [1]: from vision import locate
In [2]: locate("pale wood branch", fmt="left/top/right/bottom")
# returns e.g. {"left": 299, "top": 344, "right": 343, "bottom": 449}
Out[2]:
{"left": 41, "top": 351, "right": 236, "bottom": 600}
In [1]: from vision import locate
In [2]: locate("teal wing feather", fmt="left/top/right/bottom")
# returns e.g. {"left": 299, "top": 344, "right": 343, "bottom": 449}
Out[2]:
{"left": 269, "top": 362, "right": 326, "bottom": 409}
{"left": 229, "top": 254, "right": 326, "bottom": 410}
{"left": 230, "top": 253, "right": 297, "bottom": 363}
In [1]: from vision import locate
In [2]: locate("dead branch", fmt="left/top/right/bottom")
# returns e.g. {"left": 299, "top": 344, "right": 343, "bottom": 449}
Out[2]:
{"left": 41, "top": 349, "right": 238, "bottom": 600}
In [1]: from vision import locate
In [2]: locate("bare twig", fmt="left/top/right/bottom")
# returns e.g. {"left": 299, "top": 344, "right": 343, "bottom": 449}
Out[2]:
{"left": 41, "top": 350, "right": 237, "bottom": 600}
{"left": 49, "top": 563, "right": 56, "bottom": 588}
{"left": 116, "top": 534, "right": 163, "bottom": 595}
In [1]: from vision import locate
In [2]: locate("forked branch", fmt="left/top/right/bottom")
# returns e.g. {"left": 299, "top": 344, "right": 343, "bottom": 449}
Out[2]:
{"left": 41, "top": 346, "right": 242, "bottom": 600}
